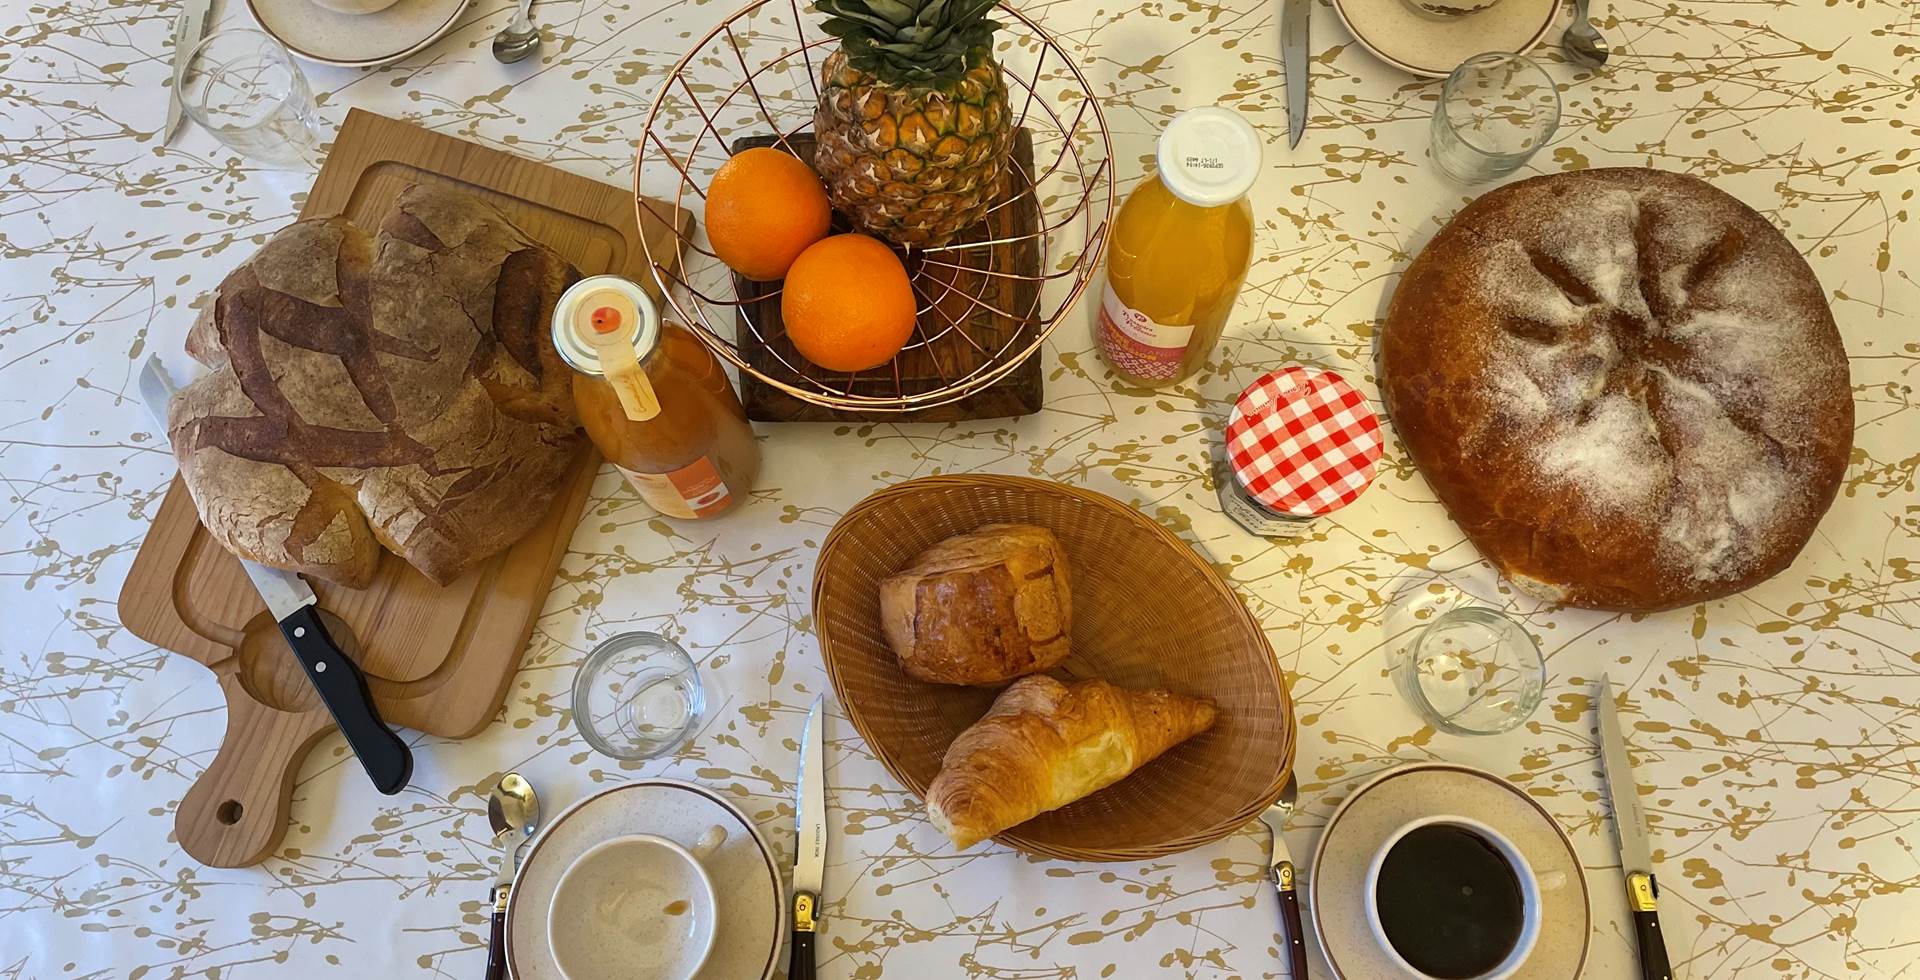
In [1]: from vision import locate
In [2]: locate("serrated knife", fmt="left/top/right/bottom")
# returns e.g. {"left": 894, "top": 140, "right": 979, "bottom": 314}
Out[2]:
{"left": 790, "top": 694, "right": 827, "bottom": 980}
{"left": 1599, "top": 676, "right": 1673, "bottom": 980}
{"left": 138, "top": 355, "right": 413, "bottom": 796}
{"left": 1282, "top": 0, "right": 1309, "bottom": 148}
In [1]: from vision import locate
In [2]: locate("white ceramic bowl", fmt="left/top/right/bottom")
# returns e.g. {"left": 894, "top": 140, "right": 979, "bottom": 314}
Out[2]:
{"left": 309, "top": 0, "right": 403, "bottom": 14}
{"left": 545, "top": 829, "right": 726, "bottom": 980}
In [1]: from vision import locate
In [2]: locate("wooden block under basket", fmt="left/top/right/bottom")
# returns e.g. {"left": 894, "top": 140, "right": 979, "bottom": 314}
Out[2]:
{"left": 731, "top": 129, "right": 1043, "bottom": 422}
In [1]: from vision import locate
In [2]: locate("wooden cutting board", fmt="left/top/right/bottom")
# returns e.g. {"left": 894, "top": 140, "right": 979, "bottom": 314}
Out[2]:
{"left": 119, "top": 109, "right": 690, "bottom": 868}
{"left": 731, "top": 129, "right": 1043, "bottom": 422}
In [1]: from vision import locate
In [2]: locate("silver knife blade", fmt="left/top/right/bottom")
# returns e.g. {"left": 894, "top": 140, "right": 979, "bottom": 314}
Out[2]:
{"left": 793, "top": 695, "right": 827, "bottom": 897}
{"left": 1598, "top": 675, "right": 1656, "bottom": 875}
{"left": 166, "top": 0, "right": 214, "bottom": 143}
{"left": 137, "top": 355, "right": 319, "bottom": 624}
{"left": 241, "top": 559, "right": 320, "bottom": 622}
{"left": 1281, "top": 0, "right": 1309, "bottom": 148}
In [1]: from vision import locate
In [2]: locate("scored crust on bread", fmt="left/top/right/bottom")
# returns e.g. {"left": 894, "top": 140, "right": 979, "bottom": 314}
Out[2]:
{"left": 925, "top": 676, "right": 1218, "bottom": 849}
{"left": 879, "top": 523, "right": 1072, "bottom": 686}
{"left": 1381, "top": 168, "right": 1852, "bottom": 611}
{"left": 171, "top": 184, "right": 584, "bottom": 587}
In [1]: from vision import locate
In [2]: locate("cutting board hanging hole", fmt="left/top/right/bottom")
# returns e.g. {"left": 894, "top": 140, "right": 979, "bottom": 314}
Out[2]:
{"left": 216, "top": 800, "right": 244, "bottom": 825}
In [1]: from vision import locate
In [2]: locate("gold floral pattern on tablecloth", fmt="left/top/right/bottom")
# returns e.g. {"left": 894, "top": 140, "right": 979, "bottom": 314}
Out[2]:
{"left": 2, "top": 0, "right": 1915, "bottom": 976}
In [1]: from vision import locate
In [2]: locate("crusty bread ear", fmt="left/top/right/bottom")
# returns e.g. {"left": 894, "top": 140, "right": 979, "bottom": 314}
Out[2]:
{"left": 925, "top": 676, "right": 1217, "bottom": 849}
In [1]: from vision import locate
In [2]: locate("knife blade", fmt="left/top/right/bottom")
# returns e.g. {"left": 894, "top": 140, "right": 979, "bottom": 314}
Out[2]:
{"left": 789, "top": 695, "right": 827, "bottom": 980}
{"left": 166, "top": 0, "right": 214, "bottom": 144}
{"left": 1281, "top": 0, "right": 1309, "bottom": 148}
{"left": 137, "top": 355, "right": 413, "bottom": 796}
{"left": 1598, "top": 676, "right": 1673, "bottom": 980}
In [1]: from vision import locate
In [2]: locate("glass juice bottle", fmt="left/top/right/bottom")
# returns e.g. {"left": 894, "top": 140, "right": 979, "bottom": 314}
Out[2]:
{"left": 551, "top": 275, "right": 760, "bottom": 519}
{"left": 1096, "top": 107, "right": 1259, "bottom": 387}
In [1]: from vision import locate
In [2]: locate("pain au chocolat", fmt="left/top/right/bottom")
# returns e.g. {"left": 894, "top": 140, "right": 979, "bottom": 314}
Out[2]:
{"left": 1381, "top": 168, "right": 1851, "bottom": 611}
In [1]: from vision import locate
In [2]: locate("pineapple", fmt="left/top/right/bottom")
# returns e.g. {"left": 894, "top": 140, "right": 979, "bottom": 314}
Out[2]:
{"left": 812, "top": 0, "right": 1016, "bottom": 249}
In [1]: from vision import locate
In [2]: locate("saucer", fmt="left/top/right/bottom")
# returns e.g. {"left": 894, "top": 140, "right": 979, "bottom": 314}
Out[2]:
{"left": 506, "top": 779, "right": 785, "bottom": 980}
{"left": 1329, "top": 0, "right": 1559, "bottom": 78}
{"left": 247, "top": 0, "right": 470, "bottom": 68}
{"left": 1308, "top": 762, "right": 1590, "bottom": 979}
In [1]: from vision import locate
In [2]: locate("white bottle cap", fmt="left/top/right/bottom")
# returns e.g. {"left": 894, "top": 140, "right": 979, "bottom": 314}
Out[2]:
{"left": 1155, "top": 107, "right": 1263, "bottom": 208}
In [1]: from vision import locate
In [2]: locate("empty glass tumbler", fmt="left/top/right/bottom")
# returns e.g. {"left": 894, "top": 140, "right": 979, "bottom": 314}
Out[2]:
{"left": 1429, "top": 52, "right": 1561, "bottom": 183}
{"left": 174, "top": 29, "right": 327, "bottom": 167}
{"left": 572, "top": 632, "right": 706, "bottom": 760}
{"left": 1394, "top": 606, "right": 1545, "bottom": 735}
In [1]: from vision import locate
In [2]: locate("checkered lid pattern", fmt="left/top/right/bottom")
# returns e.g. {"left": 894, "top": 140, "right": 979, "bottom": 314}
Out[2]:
{"left": 1225, "top": 366, "right": 1383, "bottom": 517}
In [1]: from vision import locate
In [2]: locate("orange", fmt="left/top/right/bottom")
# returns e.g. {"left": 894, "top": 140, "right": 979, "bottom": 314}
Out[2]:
{"left": 781, "top": 234, "right": 917, "bottom": 373}
{"left": 705, "top": 147, "right": 831, "bottom": 281}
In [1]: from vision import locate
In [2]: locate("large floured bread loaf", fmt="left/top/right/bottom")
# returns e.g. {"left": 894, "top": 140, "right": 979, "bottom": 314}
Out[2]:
{"left": 171, "top": 184, "right": 584, "bottom": 587}
{"left": 1382, "top": 168, "right": 1852, "bottom": 611}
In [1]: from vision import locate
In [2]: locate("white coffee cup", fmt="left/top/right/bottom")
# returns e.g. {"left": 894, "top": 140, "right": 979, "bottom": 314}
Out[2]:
{"left": 547, "top": 824, "right": 729, "bottom": 980}
{"left": 1364, "top": 815, "right": 1562, "bottom": 980}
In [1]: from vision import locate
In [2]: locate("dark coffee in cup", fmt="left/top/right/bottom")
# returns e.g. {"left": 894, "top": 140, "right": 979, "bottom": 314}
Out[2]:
{"left": 1372, "top": 822, "right": 1528, "bottom": 978}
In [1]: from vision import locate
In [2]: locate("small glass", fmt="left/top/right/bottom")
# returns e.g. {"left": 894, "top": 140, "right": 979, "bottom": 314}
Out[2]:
{"left": 1429, "top": 52, "right": 1561, "bottom": 184}
{"left": 174, "top": 29, "right": 327, "bottom": 167}
{"left": 1394, "top": 606, "right": 1544, "bottom": 735}
{"left": 572, "top": 632, "right": 706, "bottom": 760}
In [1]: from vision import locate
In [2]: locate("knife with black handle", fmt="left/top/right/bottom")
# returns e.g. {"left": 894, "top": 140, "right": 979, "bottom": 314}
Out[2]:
{"left": 139, "top": 355, "right": 412, "bottom": 796}
{"left": 790, "top": 696, "right": 826, "bottom": 980}
{"left": 271, "top": 598, "right": 412, "bottom": 794}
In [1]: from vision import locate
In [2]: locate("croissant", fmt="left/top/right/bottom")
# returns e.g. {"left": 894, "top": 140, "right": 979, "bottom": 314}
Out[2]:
{"left": 925, "top": 676, "right": 1219, "bottom": 849}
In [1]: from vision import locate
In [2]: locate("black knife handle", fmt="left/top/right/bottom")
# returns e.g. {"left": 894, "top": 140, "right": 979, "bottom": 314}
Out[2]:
{"left": 278, "top": 604, "right": 412, "bottom": 795}
{"left": 1627, "top": 872, "right": 1672, "bottom": 980}
{"left": 789, "top": 891, "right": 817, "bottom": 980}
{"left": 1272, "top": 860, "right": 1308, "bottom": 978}
{"left": 484, "top": 884, "right": 508, "bottom": 980}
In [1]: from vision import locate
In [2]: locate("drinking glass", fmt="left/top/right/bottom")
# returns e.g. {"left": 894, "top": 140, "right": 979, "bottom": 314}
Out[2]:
{"left": 174, "top": 29, "right": 327, "bottom": 167}
{"left": 572, "top": 632, "right": 706, "bottom": 760}
{"left": 1394, "top": 606, "right": 1544, "bottom": 735}
{"left": 1429, "top": 52, "right": 1560, "bottom": 183}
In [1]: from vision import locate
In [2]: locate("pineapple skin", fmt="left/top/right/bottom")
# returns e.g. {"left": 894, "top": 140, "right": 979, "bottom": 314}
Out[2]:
{"left": 812, "top": 48, "right": 1015, "bottom": 249}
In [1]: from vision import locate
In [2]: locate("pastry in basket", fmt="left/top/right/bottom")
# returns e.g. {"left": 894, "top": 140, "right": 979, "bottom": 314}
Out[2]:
{"left": 879, "top": 524, "right": 1071, "bottom": 686}
{"left": 1381, "top": 168, "right": 1852, "bottom": 611}
{"left": 926, "top": 676, "right": 1218, "bottom": 849}
{"left": 169, "top": 184, "right": 583, "bottom": 588}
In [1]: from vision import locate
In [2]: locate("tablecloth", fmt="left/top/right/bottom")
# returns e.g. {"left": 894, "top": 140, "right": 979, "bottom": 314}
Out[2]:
{"left": 3, "top": 0, "right": 1916, "bottom": 975}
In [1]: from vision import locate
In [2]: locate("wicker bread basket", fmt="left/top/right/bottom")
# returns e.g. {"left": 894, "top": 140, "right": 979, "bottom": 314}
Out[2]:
{"left": 814, "top": 475, "right": 1295, "bottom": 861}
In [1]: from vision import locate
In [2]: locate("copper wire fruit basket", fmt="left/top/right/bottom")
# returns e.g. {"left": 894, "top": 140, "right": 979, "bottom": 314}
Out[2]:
{"left": 632, "top": 0, "right": 1114, "bottom": 415}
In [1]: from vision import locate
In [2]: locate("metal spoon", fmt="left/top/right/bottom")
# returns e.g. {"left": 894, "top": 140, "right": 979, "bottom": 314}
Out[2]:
{"left": 490, "top": 0, "right": 541, "bottom": 64}
{"left": 484, "top": 773, "right": 540, "bottom": 980}
{"left": 1561, "top": 0, "right": 1611, "bottom": 69}
{"left": 487, "top": 771, "right": 540, "bottom": 843}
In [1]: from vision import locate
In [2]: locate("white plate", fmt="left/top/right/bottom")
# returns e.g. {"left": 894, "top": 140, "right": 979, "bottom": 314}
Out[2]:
{"left": 247, "top": 0, "right": 470, "bottom": 68}
{"left": 1307, "top": 762, "right": 1591, "bottom": 979}
{"left": 1330, "top": 0, "right": 1560, "bottom": 78}
{"left": 506, "top": 779, "right": 786, "bottom": 980}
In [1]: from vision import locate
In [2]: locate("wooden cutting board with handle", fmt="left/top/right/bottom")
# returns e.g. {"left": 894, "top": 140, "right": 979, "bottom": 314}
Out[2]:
{"left": 119, "top": 109, "right": 691, "bottom": 868}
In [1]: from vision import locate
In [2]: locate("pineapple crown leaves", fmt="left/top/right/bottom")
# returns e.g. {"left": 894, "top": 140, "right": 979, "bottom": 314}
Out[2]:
{"left": 815, "top": 0, "right": 1000, "bottom": 87}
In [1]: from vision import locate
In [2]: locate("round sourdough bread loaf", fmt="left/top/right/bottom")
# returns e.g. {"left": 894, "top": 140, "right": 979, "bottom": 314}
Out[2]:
{"left": 1381, "top": 168, "right": 1852, "bottom": 611}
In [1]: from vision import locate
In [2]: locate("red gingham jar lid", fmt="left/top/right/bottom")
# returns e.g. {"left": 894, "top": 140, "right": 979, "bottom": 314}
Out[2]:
{"left": 1226, "top": 366, "right": 1383, "bottom": 517}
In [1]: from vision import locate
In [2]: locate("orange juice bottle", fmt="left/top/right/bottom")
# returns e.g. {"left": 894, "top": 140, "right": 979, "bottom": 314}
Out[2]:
{"left": 1096, "top": 107, "right": 1259, "bottom": 387}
